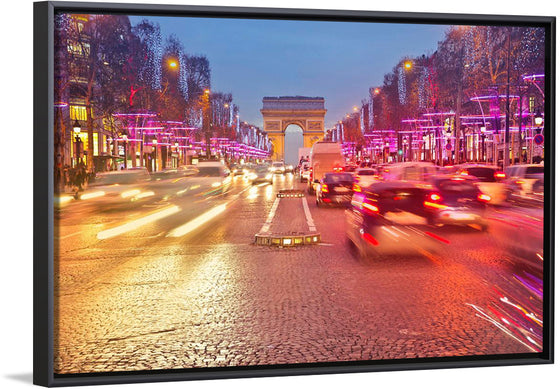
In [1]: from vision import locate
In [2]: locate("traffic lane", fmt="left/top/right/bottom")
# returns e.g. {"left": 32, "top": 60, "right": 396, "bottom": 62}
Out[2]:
{"left": 55, "top": 177, "right": 535, "bottom": 374}
{"left": 55, "top": 179, "right": 284, "bottom": 373}
{"left": 303, "top": 186, "right": 538, "bottom": 355}
{"left": 55, "top": 178, "right": 257, "bottom": 293}
{"left": 55, "top": 175, "right": 251, "bottom": 249}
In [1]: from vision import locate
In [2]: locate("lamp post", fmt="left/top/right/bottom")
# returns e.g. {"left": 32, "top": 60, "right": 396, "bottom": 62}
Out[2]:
{"left": 152, "top": 138, "right": 158, "bottom": 172}
{"left": 73, "top": 120, "right": 83, "bottom": 167}
{"left": 203, "top": 89, "right": 211, "bottom": 159}
{"left": 480, "top": 126, "right": 487, "bottom": 163}
{"left": 122, "top": 134, "right": 128, "bottom": 170}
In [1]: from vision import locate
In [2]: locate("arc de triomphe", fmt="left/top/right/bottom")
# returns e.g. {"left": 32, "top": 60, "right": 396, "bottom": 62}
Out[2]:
{"left": 261, "top": 96, "right": 327, "bottom": 161}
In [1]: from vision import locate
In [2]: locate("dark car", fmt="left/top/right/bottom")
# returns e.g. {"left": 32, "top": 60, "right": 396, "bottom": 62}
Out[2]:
{"left": 425, "top": 176, "right": 489, "bottom": 231}
{"left": 316, "top": 172, "right": 354, "bottom": 207}
{"left": 345, "top": 181, "right": 445, "bottom": 259}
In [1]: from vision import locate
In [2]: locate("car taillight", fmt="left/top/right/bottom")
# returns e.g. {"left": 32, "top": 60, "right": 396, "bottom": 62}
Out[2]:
{"left": 429, "top": 193, "right": 442, "bottom": 202}
{"left": 478, "top": 193, "right": 492, "bottom": 202}
{"left": 362, "top": 202, "right": 379, "bottom": 213}
{"left": 351, "top": 194, "right": 379, "bottom": 214}
{"left": 352, "top": 184, "right": 362, "bottom": 192}
{"left": 321, "top": 184, "right": 329, "bottom": 193}
{"left": 424, "top": 193, "right": 447, "bottom": 209}
{"left": 494, "top": 171, "right": 506, "bottom": 179}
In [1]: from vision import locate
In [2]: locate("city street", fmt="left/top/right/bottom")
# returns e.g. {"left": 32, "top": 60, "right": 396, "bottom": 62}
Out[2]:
{"left": 54, "top": 173, "right": 544, "bottom": 374}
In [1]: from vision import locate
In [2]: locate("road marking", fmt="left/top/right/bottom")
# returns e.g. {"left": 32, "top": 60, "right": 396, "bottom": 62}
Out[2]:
{"left": 259, "top": 196, "right": 281, "bottom": 234}
{"left": 301, "top": 196, "right": 317, "bottom": 232}
{"left": 97, "top": 205, "right": 180, "bottom": 240}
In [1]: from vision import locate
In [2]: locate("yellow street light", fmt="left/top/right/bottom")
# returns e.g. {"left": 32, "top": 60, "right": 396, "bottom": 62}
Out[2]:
{"left": 404, "top": 61, "right": 412, "bottom": 70}
{"left": 168, "top": 59, "right": 178, "bottom": 68}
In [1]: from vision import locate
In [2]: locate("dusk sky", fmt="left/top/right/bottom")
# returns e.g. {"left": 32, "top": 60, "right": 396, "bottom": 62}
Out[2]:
{"left": 129, "top": 15, "right": 449, "bottom": 131}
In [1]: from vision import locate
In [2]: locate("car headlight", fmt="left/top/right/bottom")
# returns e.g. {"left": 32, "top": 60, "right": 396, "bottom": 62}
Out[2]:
{"left": 249, "top": 173, "right": 257, "bottom": 180}
{"left": 211, "top": 182, "right": 222, "bottom": 188}
{"left": 266, "top": 174, "right": 272, "bottom": 179}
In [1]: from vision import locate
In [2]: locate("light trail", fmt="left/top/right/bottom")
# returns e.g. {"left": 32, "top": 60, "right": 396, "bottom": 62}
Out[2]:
{"left": 80, "top": 191, "right": 105, "bottom": 200}
{"left": 167, "top": 203, "right": 227, "bottom": 238}
{"left": 97, "top": 205, "right": 180, "bottom": 240}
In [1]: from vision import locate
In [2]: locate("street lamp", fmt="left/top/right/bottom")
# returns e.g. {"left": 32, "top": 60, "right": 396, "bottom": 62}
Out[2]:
{"left": 404, "top": 60, "right": 413, "bottom": 70}
{"left": 73, "top": 120, "right": 82, "bottom": 166}
{"left": 122, "top": 134, "right": 128, "bottom": 170}
{"left": 534, "top": 112, "right": 543, "bottom": 126}
{"left": 152, "top": 138, "right": 158, "bottom": 172}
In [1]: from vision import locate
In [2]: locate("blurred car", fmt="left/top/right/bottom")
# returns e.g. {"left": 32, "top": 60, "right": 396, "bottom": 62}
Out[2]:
{"left": 247, "top": 165, "right": 273, "bottom": 184}
{"left": 316, "top": 172, "right": 354, "bottom": 207}
{"left": 271, "top": 161, "right": 286, "bottom": 174}
{"left": 380, "top": 162, "right": 438, "bottom": 183}
{"left": 504, "top": 164, "right": 545, "bottom": 199}
{"left": 77, "top": 167, "right": 153, "bottom": 204}
{"left": 343, "top": 164, "right": 358, "bottom": 173}
{"left": 299, "top": 161, "right": 310, "bottom": 182}
{"left": 456, "top": 164, "right": 508, "bottom": 205}
{"left": 231, "top": 164, "right": 245, "bottom": 175}
{"left": 345, "top": 181, "right": 444, "bottom": 259}
{"left": 285, "top": 164, "right": 294, "bottom": 174}
{"left": 424, "top": 175, "right": 489, "bottom": 231}
{"left": 177, "top": 165, "right": 199, "bottom": 176}
{"left": 353, "top": 168, "right": 378, "bottom": 189}
{"left": 192, "top": 161, "right": 232, "bottom": 194}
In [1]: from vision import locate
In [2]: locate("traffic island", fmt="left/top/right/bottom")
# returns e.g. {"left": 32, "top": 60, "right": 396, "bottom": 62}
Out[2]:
{"left": 254, "top": 231, "right": 321, "bottom": 246}
{"left": 276, "top": 189, "right": 305, "bottom": 198}
{"left": 254, "top": 190, "right": 320, "bottom": 246}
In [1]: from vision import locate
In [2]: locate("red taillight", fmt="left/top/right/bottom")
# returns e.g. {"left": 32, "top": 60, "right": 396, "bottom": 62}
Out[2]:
{"left": 321, "top": 184, "right": 329, "bottom": 193}
{"left": 362, "top": 232, "right": 379, "bottom": 246}
{"left": 352, "top": 184, "right": 362, "bottom": 192}
{"left": 363, "top": 202, "right": 379, "bottom": 213}
{"left": 494, "top": 171, "right": 506, "bottom": 179}
{"left": 478, "top": 193, "right": 492, "bottom": 202}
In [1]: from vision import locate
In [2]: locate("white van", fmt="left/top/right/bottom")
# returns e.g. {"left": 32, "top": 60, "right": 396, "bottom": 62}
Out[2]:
{"left": 307, "top": 142, "right": 344, "bottom": 193}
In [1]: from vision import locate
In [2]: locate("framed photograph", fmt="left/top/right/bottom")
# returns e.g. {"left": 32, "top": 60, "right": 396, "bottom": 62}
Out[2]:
{"left": 34, "top": 1, "right": 554, "bottom": 387}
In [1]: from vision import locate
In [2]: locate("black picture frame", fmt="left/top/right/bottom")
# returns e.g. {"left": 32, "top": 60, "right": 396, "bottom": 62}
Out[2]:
{"left": 33, "top": 1, "right": 555, "bottom": 387}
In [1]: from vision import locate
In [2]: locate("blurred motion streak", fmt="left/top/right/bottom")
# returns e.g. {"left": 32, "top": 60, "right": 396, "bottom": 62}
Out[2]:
{"left": 80, "top": 191, "right": 105, "bottom": 200}
{"left": 167, "top": 203, "right": 227, "bottom": 237}
{"left": 97, "top": 205, "right": 180, "bottom": 240}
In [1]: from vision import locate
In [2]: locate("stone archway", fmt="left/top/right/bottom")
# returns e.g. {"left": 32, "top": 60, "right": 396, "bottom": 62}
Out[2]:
{"left": 261, "top": 96, "right": 327, "bottom": 161}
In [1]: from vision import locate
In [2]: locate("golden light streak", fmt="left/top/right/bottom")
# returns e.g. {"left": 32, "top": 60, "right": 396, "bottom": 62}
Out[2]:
{"left": 134, "top": 191, "right": 155, "bottom": 199}
{"left": 80, "top": 191, "right": 105, "bottom": 200}
{"left": 247, "top": 186, "right": 259, "bottom": 200}
{"left": 55, "top": 195, "right": 73, "bottom": 205}
{"left": 167, "top": 204, "right": 227, "bottom": 238}
{"left": 97, "top": 205, "right": 180, "bottom": 240}
{"left": 121, "top": 189, "right": 141, "bottom": 198}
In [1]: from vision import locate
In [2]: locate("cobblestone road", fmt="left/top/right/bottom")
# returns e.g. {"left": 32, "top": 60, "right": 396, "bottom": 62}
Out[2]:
{"left": 54, "top": 174, "right": 543, "bottom": 374}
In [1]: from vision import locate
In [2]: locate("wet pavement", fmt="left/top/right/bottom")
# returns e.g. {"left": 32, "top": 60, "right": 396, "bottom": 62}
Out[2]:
{"left": 53, "top": 173, "right": 544, "bottom": 374}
